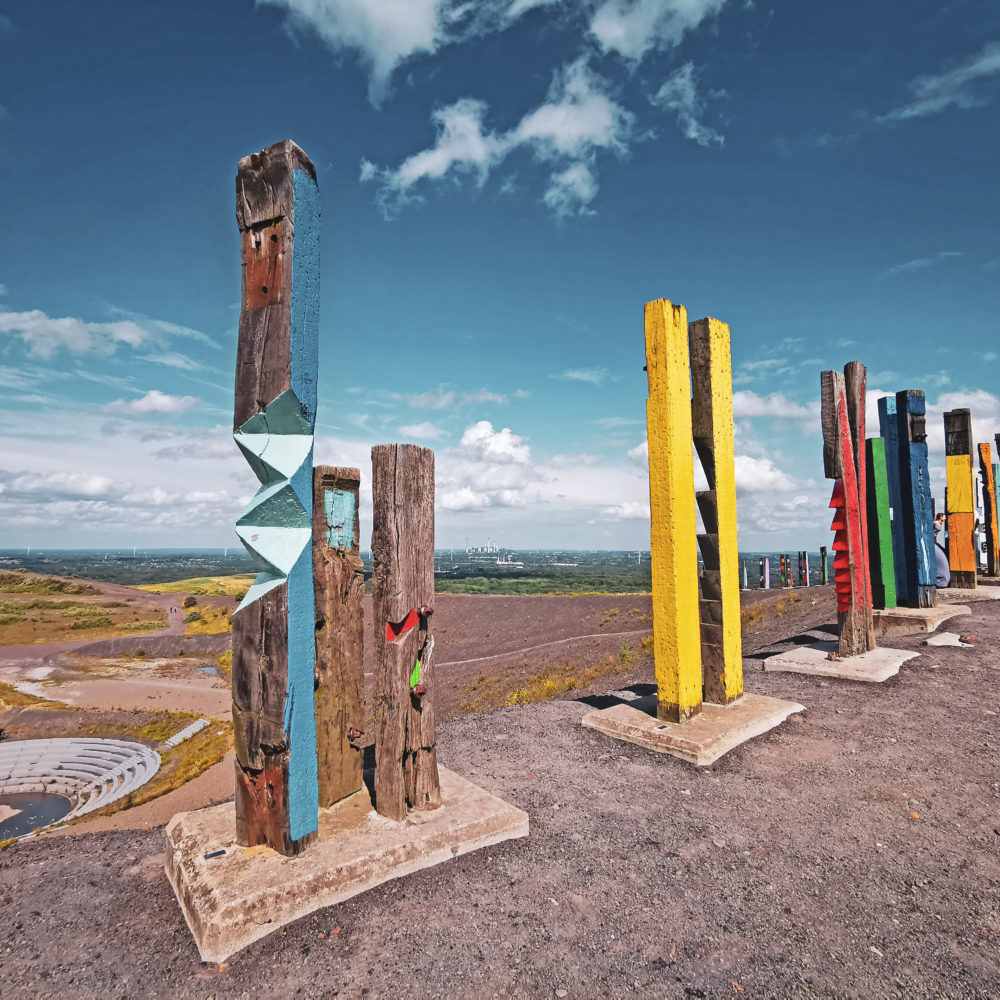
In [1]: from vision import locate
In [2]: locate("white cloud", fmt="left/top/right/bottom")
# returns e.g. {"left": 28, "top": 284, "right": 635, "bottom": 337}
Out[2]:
{"left": 398, "top": 420, "right": 448, "bottom": 439}
{"left": 732, "top": 390, "right": 817, "bottom": 427}
{"left": 733, "top": 455, "right": 797, "bottom": 492}
{"left": 589, "top": 0, "right": 727, "bottom": 62}
{"left": 0, "top": 310, "right": 147, "bottom": 358}
{"left": 260, "top": 0, "right": 444, "bottom": 105}
{"left": 554, "top": 366, "right": 610, "bottom": 384}
{"left": 364, "top": 58, "right": 635, "bottom": 216}
{"left": 140, "top": 351, "right": 202, "bottom": 371}
{"left": 405, "top": 388, "right": 457, "bottom": 409}
{"left": 651, "top": 61, "right": 724, "bottom": 147}
{"left": 601, "top": 500, "right": 650, "bottom": 519}
{"left": 880, "top": 41, "right": 1000, "bottom": 122}
{"left": 462, "top": 388, "right": 509, "bottom": 405}
{"left": 883, "top": 250, "right": 962, "bottom": 277}
{"left": 595, "top": 416, "right": 642, "bottom": 428}
{"left": 0, "top": 283, "right": 7, "bottom": 297}
{"left": 9, "top": 471, "right": 115, "bottom": 498}
{"left": 459, "top": 420, "right": 531, "bottom": 463}
{"left": 627, "top": 440, "right": 648, "bottom": 465}
{"left": 102, "top": 390, "right": 200, "bottom": 416}
{"left": 925, "top": 389, "right": 1000, "bottom": 455}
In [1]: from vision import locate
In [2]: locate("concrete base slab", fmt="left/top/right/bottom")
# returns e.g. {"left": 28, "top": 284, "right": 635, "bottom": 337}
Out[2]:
{"left": 165, "top": 767, "right": 528, "bottom": 963}
{"left": 938, "top": 585, "right": 1000, "bottom": 602}
{"left": 763, "top": 641, "right": 919, "bottom": 681}
{"left": 923, "top": 631, "right": 975, "bottom": 648}
{"left": 873, "top": 604, "right": 971, "bottom": 635}
{"left": 580, "top": 693, "right": 803, "bottom": 766}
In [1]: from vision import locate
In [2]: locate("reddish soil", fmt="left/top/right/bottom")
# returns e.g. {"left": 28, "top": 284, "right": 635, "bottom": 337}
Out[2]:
{"left": 3, "top": 588, "right": 1000, "bottom": 997}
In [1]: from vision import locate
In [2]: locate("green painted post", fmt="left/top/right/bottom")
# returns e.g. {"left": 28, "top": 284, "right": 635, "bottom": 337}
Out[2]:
{"left": 865, "top": 437, "right": 897, "bottom": 609}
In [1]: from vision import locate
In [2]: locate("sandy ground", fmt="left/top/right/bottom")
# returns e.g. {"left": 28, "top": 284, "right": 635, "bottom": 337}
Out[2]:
{"left": 2, "top": 593, "right": 999, "bottom": 997}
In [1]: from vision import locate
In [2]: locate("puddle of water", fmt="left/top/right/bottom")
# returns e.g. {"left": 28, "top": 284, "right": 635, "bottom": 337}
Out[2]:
{"left": 195, "top": 665, "right": 219, "bottom": 677}
{"left": 0, "top": 792, "right": 72, "bottom": 839}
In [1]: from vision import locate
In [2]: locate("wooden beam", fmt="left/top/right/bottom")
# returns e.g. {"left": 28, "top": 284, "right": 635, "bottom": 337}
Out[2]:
{"left": 843, "top": 362, "right": 874, "bottom": 614}
{"left": 312, "top": 466, "right": 365, "bottom": 808}
{"left": 689, "top": 317, "right": 742, "bottom": 707}
{"left": 893, "top": 391, "right": 937, "bottom": 607}
{"left": 978, "top": 444, "right": 999, "bottom": 577}
{"left": 821, "top": 369, "right": 875, "bottom": 656}
{"left": 865, "top": 437, "right": 897, "bottom": 609}
{"left": 944, "top": 408, "right": 977, "bottom": 589}
{"left": 644, "top": 299, "right": 702, "bottom": 723}
{"left": 371, "top": 444, "right": 440, "bottom": 821}
{"left": 877, "top": 396, "right": 910, "bottom": 606}
{"left": 231, "top": 140, "right": 321, "bottom": 856}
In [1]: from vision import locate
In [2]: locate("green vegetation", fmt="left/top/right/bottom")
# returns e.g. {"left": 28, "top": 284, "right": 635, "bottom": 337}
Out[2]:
{"left": 0, "top": 681, "right": 69, "bottom": 711}
{"left": 138, "top": 574, "right": 255, "bottom": 598}
{"left": 0, "top": 573, "right": 96, "bottom": 595}
{"left": 217, "top": 649, "right": 232, "bottom": 681}
{"left": 183, "top": 610, "right": 203, "bottom": 624}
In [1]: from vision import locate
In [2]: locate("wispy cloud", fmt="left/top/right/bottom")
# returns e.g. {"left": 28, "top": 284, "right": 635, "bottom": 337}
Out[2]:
{"left": 552, "top": 366, "right": 611, "bottom": 384}
{"left": 362, "top": 57, "right": 635, "bottom": 217}
{"left": 595, "top": 416, "right": 642, "bottom": 428}
{"left": 879, "top": 41, "right": 1000, "bottom": 122}
{"left": 589, "top": 0, "right": 727, "bottom": 62}
{"left": 650, "top": 61, "right": 724, "bottom": 147}
{"left": 398, "top": 420, "right": 448, "bottom": 439}
{"left": 102, "top": 390, "right": 201, "bottom": 416}
{"left": 0, "top": 283, "right": 7, "bottom": 297}
{"left": 882, "top": 250, "right": 962, "bottom": 278}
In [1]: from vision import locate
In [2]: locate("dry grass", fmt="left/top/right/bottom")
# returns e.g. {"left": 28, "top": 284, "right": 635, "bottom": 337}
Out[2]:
{"left": 0, "top": 681, "right": 70, "bottom": 711}
{"left": 183, "top": 603, "right": 232, "bottom": 636}
{"left": 138, "top": 575, "right": 255, "bottom": 599}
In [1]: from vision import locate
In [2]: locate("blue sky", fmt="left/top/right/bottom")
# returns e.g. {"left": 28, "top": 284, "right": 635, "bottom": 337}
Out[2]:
{"left": 0, "top": 1, "right": 998, "bottom": 551}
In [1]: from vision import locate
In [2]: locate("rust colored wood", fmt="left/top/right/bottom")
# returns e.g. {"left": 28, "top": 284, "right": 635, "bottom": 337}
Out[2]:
{"left": 371, "top": 444, "right": 440, "bottom": 821}
{"left": 843, "top": 361, "right": 874, "bottom": 618}
{"left": 822, "top": 369, "right": 875, "bottom": 656}
{"left": 978, "top": 444, "right": 998, "bottom": 577}
{"left": 234, "top": 139, "right": 315, "bottom": 429}
{"left": 234, "top": 760, "right": 299, "bottom": 856}
{"left": 313, "top": 466, "right": 365, "bottom": 808}
{"left": 944, "top": 408, "right": 977, "bottom": 589}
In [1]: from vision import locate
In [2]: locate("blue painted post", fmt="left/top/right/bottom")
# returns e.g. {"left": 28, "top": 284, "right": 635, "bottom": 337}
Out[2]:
{"left": 231, "top": 140, "right": 321, "bottom": 856}
{"left": 878, "top": 396, "right": 909, "bottom": 605}
{"left": 894, "top": 390, "right": 936, "bottom": 607}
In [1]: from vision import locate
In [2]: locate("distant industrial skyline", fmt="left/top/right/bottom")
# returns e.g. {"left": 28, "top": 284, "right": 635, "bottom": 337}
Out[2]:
{"left": 1, "top": 2, "right": 997, "bottom": 551}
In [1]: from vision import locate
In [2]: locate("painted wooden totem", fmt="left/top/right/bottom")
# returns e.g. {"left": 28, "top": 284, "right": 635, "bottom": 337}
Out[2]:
{"left": 944, "top": 408, "right": 977, "bottom": 589}
{"left": 878, "top": 391, "right": 936, "bottom": 608}
{"left": 371, "top": 444, "right": 441, "bottom": 821}
{"left": 645, "top": 300, "right": 742, "bottom": 723}
{"left": 978, "top": 443, "right": 999, "bottom": 578}
{"left": 821, "top": 364, "right": 875, "bottom": 656}
{"left": 865, "top": 437, "right": 897, "bottom": 609}
{"left": 231, "top": 140, "right": 322, "bottom": 855}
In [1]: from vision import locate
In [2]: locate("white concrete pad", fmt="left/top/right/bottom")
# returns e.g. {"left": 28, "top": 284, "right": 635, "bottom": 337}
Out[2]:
{"left": 938, "top": 585, "right": 1000, "bottom": 602}
{"left": 580, "top": 693, "right": 803, "bottom": 766}
{"left": 763, "top": 641, "right": 919, "bottom": 681}
{"left": 165, "top": 766, "right": 528, "bottom": 963}
{"left": 873, "top": 604, "right": 971, "bottom": 635}
{"left": 923, "top": 631, "right": 975, "bottom": 647}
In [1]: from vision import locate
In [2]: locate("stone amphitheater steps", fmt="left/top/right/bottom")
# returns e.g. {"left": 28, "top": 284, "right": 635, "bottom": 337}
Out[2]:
{"left": 0, "top": 738, "right": 161, "bottom": 837}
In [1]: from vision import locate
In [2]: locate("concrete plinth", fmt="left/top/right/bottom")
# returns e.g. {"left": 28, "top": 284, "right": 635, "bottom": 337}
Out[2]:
{"left": 938, "top": 585, "right": 1000, "bottom": 602}
{"left": 873, "top": 604, "right": 971, "bottom": 636}
{"left": 763, "top": 641, "right": 918, "bottom": 681}
{"left": 165, "top": 767, "right": 528, "bottom": 963}
{"left": 580, "top": 693, "right": 803, "bottom": 766}
{"left": 923, "top": 631, "right": 974, "bottom": 647}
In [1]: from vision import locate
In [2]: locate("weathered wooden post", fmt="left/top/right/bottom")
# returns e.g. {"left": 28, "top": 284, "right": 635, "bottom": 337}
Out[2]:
{"left": 313, "top": 466, "right": 365, "bottom": 807}
{"left": 820, "top": 546, "right": 828, "bottom": 584}
{"left": 689, "top": 317, "right": 743, "bottom": 707}
{"left": 978, "top": 443, "right": 998, "bottom": 577}
{"left": 883, "top": 391, "right": 936, "bottom": 607}
{"left": 944, "top": 408, "right": 977, "bottom": 589}
{"left": 865, "top": 437, "right": 897, "bottom": 609}
{"left": 371, "top": 444, "right": 441, "bottom": 820}
{"left": 645, "top": 300, "right": 703, "bottom": 722}
{"left": 821, "top": 366, "right": 875, "bottom": 656}
{"left": 763, "top": 557, "right": 770, "bottom": 589}
{"left": 231, "top": 140, "right": 321, "bottom": 856}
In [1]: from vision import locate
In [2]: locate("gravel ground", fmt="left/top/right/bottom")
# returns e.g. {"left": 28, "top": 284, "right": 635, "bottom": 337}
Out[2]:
{"left": 2, "top": 593, "right": 999, "bottom": 999}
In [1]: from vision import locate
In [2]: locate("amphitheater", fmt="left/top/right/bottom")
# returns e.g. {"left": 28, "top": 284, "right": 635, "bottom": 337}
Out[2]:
{"left": 0, "top": 737, "right": 160, "bottom": 836}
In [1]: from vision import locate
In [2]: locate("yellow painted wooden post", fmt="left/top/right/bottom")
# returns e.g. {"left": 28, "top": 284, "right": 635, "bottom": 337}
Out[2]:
{"left": 689, "top": 318, "right": 743, "bottom": 705}
{"left": 645, "top": 299, "right": 702, "bottom": 723}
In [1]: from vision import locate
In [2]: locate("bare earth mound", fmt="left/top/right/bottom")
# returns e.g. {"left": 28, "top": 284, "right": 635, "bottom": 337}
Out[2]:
{"left": 2, "top": 591, "right": 999, "bottom": 997}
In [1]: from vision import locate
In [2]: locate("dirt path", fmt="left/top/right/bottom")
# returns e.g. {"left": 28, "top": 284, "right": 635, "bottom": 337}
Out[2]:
{"left": 3, "top": 595, "right": 999, "bottom": 997}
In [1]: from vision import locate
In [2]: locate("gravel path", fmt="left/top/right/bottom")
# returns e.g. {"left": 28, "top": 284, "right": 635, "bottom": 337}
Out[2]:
{"left": 2, "top": 596, "right": 999, "bottom": 998}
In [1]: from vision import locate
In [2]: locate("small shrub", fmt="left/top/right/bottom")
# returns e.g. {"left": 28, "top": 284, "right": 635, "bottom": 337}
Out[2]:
{"left": 182, "top": 596, "right": 198, "bottom": 608}
{"left": 183, "top": 610, "right": 203, "bottom": 624}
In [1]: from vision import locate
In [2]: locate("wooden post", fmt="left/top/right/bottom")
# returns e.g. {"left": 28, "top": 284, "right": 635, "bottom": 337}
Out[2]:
{"left": 645, "top": 299, "right": 702, "bottom": 723}
{"left": 821, "top": 368, "right": 876, "bottom": 656}
{"left": 889, "top": 391, "right": 936, "bottom": 607}
{"left": 763, "top": 557, "right": 770, "bottom": 589}
{"left": 371, "top": 444, "right": 440, "bottom": 821}
{"left": 877, "top": 396, "right": 909, "bottom": 606}
{"left": 820, "top": 546, "right": 828, "bottom": 584}
{"left": 944, "top": 408, "right": 977, "bottom": 589}
{"left": 231, "top": 140, "right": 321, "bottom": 856}
{"left": 689, "top": 317, "right": 743, "bottom": 707}
{"left": 313, "top": 466, "right": 365, "bottom": 808}
{"left": 865, "top": 437, "right": 897, "bottom": 609}
{"left": 843, "top": 361, "right": 874, "bottom": 614}
{"left": 978, "top": 444, "right": 999, "bottom": 577}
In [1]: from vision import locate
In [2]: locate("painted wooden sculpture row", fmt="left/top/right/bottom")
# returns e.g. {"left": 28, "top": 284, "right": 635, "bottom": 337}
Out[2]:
{"left": 644, "top": 300, "right": 742, "bottom": 723}
{"left": 231, "top": 142, "right": 439, "bottom": 857}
